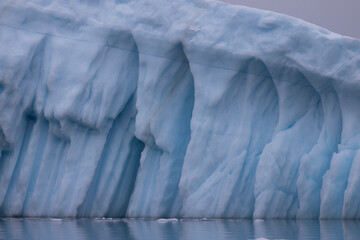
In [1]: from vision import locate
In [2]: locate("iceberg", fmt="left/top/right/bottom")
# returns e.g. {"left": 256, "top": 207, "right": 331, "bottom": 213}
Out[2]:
{"left": 0, "top": 0, "right": 360, "bottom": 219}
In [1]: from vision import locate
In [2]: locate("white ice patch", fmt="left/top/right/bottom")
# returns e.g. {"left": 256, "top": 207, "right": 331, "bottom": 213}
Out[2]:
{"left": 157, "top": 218, "right": 179, "bottom": 223}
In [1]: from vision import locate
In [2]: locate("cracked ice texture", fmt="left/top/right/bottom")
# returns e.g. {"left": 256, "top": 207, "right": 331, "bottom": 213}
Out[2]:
{"left": 0, "top": 0, "right": 360, "bottom": 219}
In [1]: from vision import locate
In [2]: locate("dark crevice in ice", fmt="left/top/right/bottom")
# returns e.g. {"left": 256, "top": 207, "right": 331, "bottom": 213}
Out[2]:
{"left": 0, "top": 83, "right": 4, "bottom": 95}
{"left": 0, "top": 113, "right": 36, "bottom": 216}
{"left": 21, "top": 117, "right": 49, "bottom": 216}
{"left": 105, "top": 136, "right": 145, "bottom": 217}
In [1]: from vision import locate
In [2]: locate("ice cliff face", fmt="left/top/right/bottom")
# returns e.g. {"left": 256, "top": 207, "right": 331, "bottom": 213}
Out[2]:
{"left": 0, "top": 0, "right": 360, "bottom": 219}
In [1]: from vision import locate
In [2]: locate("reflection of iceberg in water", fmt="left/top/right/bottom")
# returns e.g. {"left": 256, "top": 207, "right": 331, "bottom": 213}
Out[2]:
{"left": 1, "top": 219, "right": 360, "bottom": 240}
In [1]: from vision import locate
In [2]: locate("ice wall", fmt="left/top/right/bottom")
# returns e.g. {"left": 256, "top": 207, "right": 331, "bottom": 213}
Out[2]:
{"left": 0, "top": 0, "right": 360, "bottom": 219}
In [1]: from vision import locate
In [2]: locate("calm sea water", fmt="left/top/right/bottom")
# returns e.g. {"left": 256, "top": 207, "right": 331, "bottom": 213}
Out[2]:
{"left": 1, "top": 218, "right": 360, "bottom": 240}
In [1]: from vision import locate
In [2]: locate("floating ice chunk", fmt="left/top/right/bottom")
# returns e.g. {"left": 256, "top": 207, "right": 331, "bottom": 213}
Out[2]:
{"left": 157, "top": 218, "right": 179, "bottom": 223}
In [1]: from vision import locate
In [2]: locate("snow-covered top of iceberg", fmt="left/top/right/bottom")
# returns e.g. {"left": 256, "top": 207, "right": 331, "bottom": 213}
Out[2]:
{"left": 1, "top": 0, "right": 359, "bottom": 79}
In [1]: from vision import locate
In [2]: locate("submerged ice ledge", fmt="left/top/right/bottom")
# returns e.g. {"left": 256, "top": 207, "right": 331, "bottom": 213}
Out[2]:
{"left": 0, "top": 0, "right": 360, "bottom": 219}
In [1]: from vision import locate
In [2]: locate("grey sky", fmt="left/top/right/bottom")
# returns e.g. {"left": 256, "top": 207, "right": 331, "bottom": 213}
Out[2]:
{"left": 219, "top": 0, "right": 360, "bottom": 39}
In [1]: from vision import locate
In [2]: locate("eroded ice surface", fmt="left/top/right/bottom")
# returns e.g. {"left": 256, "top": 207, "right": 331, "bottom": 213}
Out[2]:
{"left": 0, "top": 0, "right": 360, "bottom": 218}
